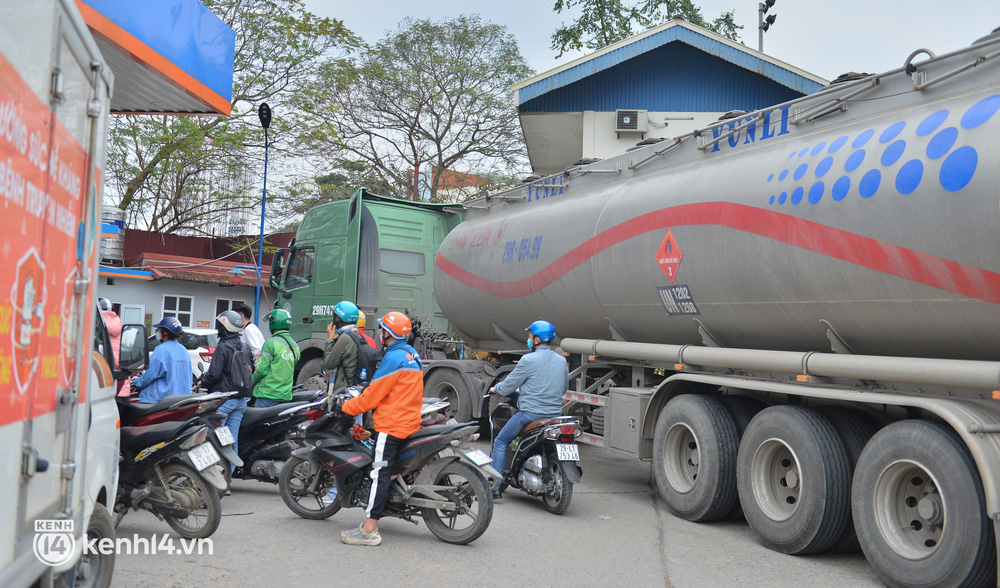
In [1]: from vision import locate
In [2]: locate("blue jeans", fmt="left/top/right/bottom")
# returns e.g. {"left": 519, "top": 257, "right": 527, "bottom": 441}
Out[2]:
{"left": 254, "top": 398, "right": 281, "bottom": 408}
{"left": 219, "top": 398, "right": 248, "bottom": 471}
{"left": 492, "top": 410, "right": 557, "bottom": 481}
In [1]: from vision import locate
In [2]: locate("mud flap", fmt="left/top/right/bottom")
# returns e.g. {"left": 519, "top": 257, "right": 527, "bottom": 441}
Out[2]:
{"left": 220, "top": 444, "right": 243, "bottom": 467}
{"left": 563, "top": 461, "right": 583, "bottom": 484}
{"left": 413, "top": 455, "right": 460, "bottom": 487}
{"left": 201, "top": 464, "right": 228, "bottom": 492}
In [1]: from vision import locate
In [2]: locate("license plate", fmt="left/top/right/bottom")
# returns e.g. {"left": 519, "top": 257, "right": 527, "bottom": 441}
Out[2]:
{"left": 215, "top": 426, "right": 235, "bottom": 446}
{"left": 189, "top": 443, "right": 221, "bottom": 471}
{"left": 556, "top": 443, "right": 579, "bottom": 461}
{"left": 464, "top": 449, "right": 492, "bottom": 466}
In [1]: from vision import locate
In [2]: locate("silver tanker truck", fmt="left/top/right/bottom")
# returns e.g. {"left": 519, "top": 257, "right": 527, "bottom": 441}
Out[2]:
{"left": 428, "top": 27, "right": 1000, "bottom": 588}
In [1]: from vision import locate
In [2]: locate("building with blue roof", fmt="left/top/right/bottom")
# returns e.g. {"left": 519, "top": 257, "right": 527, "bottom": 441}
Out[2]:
{"left": 513, "top": 19, "right": 827, "bottom": 175}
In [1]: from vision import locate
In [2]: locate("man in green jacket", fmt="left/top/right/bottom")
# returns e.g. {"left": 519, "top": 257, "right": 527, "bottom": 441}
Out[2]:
{"left": 252, "top": 309, "right": 300, "bottom": 408}
{"left": 322, "top": 300, "right": 361, "bottom": 396}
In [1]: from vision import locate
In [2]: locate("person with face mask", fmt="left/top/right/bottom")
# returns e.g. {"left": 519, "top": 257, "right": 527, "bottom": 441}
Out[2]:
{"left": 200, "top": 309, "right": 251, "bottom": 476}
{"left": 132, "top": 316, "right": 192, "bottom": 404}
{"left": 488, "top": 320, "right": 569, "bottom": 500}
{"left": 252, "top": 309, "right": 299, "bottom": 408}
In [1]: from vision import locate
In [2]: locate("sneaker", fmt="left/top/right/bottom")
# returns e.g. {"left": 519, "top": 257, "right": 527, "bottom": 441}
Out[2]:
{"left": 341, "top": 524, "right": 381, "bottom": 546}
{"left": 492, "top": 487, "right": 503, "bottom": 501}
{"left": 224, "top": 489, "right": 231, "bottom": 497}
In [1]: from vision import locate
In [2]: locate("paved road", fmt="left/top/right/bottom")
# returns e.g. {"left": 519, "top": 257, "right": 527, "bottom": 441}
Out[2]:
{"left": 111, "top": 443, "right": 882, "bottom": 587}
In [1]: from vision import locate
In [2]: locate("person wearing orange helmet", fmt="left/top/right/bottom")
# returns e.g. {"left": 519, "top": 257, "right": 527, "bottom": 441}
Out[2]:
{"left": 339, "top": 311, "right": 423, "bottom": 546}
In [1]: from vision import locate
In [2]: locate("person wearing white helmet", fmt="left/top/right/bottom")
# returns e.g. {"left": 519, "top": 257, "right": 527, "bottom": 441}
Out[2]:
{"left": 201, "top": 309, "right": 251, "bottom": 475}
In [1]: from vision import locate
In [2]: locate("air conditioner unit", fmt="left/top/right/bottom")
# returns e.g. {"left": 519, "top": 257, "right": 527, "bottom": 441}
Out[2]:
{"left": 615, "top": 109, "right": 648, "bottom": 133}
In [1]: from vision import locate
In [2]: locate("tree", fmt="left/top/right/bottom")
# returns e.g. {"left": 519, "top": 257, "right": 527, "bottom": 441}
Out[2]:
{"left": 303, "top": 15, "right": 533, "bottom": 202}
{"left": 551, "top": 0, "right": 743, "bottom": 57}
{"left": 106, "top": 0, "right": 360, "bottom": 234}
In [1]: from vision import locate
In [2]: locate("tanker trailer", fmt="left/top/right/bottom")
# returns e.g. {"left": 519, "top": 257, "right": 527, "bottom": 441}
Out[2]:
{"left": 431, "top": 29, "right": 1000, "bottom": 587}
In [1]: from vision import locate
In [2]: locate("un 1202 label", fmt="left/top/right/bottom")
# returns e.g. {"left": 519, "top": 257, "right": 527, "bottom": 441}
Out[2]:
{"left": 658, "top": 285, "right": 700, "bottom": 315}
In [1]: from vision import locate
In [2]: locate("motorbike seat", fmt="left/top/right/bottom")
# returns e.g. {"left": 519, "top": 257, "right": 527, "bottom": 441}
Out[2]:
{"left": 241, "top": 401, "right": 308, "bottom": 428}
{"left": 117, "top": 394, "right": 200, "bottom": 424}
{"left": 290, "top": 389, "right": 322, "bottom": 402}
{"left": 405, "top": 421, "right": 470, "bottom": 442}
{"left": 121, "top": 420, "right": 192, "bottom": 451}
{"left": 522, "top": 415, "right": 576, "bottom": 434}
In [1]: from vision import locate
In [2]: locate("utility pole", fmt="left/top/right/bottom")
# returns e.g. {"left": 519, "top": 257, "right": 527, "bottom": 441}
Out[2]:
{"left": 254, "top": 102, "right": 271, "bottom": 323}
{"left": 758, "top": 0, "right": 777, "bottom": 53}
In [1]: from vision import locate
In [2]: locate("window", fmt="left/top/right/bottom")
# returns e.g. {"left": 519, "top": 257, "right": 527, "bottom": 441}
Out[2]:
{"left": 216, "top": 298, "right": 246, "bottom": 316}
{"left": 285, "top": 248, "right": 315, "bottom": 289}
{"left": 163, "top": 294, "right": 193, "bottom": 328}
{"left": 379, "top": 249, "right": 425, "bottom": 276}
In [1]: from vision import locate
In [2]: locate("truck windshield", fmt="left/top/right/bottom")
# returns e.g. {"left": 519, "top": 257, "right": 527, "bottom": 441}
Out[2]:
{"left": 285, "top": 247, "right": 315, "bottom": 289}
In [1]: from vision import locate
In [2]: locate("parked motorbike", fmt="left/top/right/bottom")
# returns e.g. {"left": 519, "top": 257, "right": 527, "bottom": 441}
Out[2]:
{"left": 489, "top": 392, "right": 583, "bottom": 515}
{"left": 233, "top": 395, "right": 325, "bottom": 483}
{"left": 114, "top": 409, "right": 230, "bottom": 538}
{"left": 277, "top": 387, "right": 498, "bottom": 545}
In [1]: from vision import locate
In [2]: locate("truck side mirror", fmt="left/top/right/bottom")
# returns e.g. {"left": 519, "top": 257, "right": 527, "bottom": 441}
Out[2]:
{"left": 119, "top": 324, "right": 149, "bottom": 370}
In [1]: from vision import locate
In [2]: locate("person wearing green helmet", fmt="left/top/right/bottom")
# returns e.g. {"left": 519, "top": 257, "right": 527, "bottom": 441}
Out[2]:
{"left": 252, "top": 309, "right": 300, "bottom": 408}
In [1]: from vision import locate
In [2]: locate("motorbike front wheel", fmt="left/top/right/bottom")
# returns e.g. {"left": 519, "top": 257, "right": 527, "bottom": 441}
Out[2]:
{"left": 160, "top": 462, "right": 222, "bottom": 539}
{"left": 278, "top": 455, "right": 341, "bottom": 519}
{"left": 542, "top": 455, "right": 573, "bottom": 515}
{"left": 422, "top": 461, "right": 493, "bottom": 545}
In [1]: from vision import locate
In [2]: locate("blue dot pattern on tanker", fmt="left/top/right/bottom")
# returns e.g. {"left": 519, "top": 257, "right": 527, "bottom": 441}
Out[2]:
{"left": 765, "top": 94, "right": 1000, "bottom": 206}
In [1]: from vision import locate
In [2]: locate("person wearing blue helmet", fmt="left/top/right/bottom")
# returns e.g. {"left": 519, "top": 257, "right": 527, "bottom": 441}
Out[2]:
{"left": 132, "top": 316, "right": 192, "bottom": 404}
{"left": 322, "top": 300, "right": 362, "bottom": 395}
{"left": 488, "top": 320, "right": 569, "bottom": 499}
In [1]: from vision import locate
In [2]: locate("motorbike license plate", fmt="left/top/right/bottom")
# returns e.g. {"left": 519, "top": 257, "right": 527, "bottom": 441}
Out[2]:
{"left": 189, "top": 443, "right": 221, "bottom": 471}
{"left": 556, "top": 443, "right": 579, "bottom": 461}
{"left": 215, "top": 426, "right": 235, "bottom": 446}
{"left": 464, "top": 449, "right": 492, "bottom": 466}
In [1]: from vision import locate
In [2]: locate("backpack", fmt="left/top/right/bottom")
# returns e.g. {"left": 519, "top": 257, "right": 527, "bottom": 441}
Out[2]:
{"left": 346, "top": 330, "right": 381, "bottom": 385}
{"left": 229, "top": 342, "right": 255, "bottom": 398}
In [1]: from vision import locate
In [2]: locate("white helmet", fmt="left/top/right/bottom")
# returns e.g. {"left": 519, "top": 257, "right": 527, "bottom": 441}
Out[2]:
{"left": 216, "top": 309, "right": 244, "bottom": 333}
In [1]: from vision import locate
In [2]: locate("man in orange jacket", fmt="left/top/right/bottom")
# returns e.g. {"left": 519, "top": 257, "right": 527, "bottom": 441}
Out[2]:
{"left": 339, "top": 311, "right": 423, "bottom": 546}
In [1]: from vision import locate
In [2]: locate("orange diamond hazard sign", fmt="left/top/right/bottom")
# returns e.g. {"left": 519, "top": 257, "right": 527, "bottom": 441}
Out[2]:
{"left": 656, "top": 230, "right": 682, "bottom": 283}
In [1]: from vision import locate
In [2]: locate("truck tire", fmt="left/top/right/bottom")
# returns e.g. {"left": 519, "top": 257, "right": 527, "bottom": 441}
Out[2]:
{"left": 591, "top": 407, "right": 605, "bottom": 436}
{"left": 295, "top": 358, "right": 325, "bottom": 391}
{"left": 653, "top": 395, "right": 739, "bottom": 522}
{"left": 852, "top": 420, "right": 996, "bottom": 588}
{"left": 737, "top": 406, "right": 850, "bottom": 555}
{"left": 718, "top": 394, "right": 766, "bottom": 520}
{"left": 424, "top": 370, "right": 472, "bottom": 422}
{"left": 75, "top": 506, "right": 115, "bottom": 588}
{"left": 816, "top": 406, "right": 880, "bottom": 553}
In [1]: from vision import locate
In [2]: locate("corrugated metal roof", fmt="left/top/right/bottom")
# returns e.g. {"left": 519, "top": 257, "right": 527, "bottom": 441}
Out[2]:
{"left": 514, "top": 19, "right": 827, "bottom": 108}
{"left": 520, "top": 43, "right": 804, "bottom": 113}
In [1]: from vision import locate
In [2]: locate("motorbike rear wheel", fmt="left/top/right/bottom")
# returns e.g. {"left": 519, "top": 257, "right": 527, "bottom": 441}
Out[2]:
{"left": 422, "top": 461, "right": 493, "bottom": 545}
{"left": 278, "top": 455, "right": 341, "bottom": 519}
{"left": 542, "top": 455, "right": 573, "bottom": 515}
{"left": 160, "top": 462, "right": 221, "bottom": 539}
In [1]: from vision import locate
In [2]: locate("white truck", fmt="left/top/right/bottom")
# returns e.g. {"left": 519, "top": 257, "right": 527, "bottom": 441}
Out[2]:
{"left": 0, "top": 1, "right": 141, "bottom": 586}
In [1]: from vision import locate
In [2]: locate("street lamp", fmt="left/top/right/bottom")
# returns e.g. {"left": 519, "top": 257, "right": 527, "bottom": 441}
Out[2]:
{"left": 758, "top": 0, "right": 777, "bottom": 53}
{"left": 255, "top": 102, "right": 271, "bottom": 324}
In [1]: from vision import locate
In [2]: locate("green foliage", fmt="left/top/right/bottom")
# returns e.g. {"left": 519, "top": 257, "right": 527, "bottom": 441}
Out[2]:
{"left": 303, "top": 15, "right": 533, "bottom": 201}
{"left": 106, "top": 0, "right": 360, "bottom": 234}
{"left": 551, "top": 0, "right": 743, "bottom": 57}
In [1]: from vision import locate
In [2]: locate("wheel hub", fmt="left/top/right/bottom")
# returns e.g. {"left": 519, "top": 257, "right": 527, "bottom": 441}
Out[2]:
{"left": 873, "top": 459, "right": 945, "bottom": 560}
{"left": 663, "top": 423, "right": 700, "bottom": 493}
{"left": 750, "top": 438, "right": 801, "bottom": 522}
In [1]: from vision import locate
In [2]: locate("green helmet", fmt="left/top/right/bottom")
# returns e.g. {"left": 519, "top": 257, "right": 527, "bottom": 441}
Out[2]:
{"left": 268, "top": 309, "right": 292, "bottom": 332}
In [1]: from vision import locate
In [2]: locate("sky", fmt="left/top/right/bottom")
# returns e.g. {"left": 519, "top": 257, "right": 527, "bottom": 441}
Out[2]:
{"left": 306, "top": 0, "right": 1000, "bottom": 82}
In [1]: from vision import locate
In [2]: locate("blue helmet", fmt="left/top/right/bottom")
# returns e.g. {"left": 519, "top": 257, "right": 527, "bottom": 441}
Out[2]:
{"left": 333, "top": 300, "right": 360, "bottom": 323}
{"left": 153, "top": 316, "right": 184, "bottom": 336}
{"left": 527, "top": 320, "right": 556, "bottom": 343}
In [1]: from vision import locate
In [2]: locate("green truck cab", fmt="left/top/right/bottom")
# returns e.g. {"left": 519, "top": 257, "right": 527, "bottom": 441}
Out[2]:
{"left": 269, "top": 188, "right": 463, "bottom": 387}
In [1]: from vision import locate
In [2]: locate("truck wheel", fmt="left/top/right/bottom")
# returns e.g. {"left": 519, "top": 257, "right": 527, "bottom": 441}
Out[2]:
{"left": 653, "top": 395, "right": 739, "bottom": 522}
{"left": 295, "top": 358, "right": 325, "bottom": 391}
{"left": 718, "top": 395, "right": 766, "bottom": 520}
{"left": 75, "top": 506, "right": 115, "bottom": 588}
{"left": 817, "top": 406, "right": 880, "bottom": 553}
{"left": 737, "top": 405, "right": 850, "bottom": 555}
{"left": 425, "top": 370, "right": 472, "bottom": 422}
{"left": 852, "top": 420, "right": 996, "bottom": 588}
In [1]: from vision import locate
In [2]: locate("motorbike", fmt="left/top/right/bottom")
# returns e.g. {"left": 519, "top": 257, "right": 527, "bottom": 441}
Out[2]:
{"left": 233, "top": 393, "right": 325, "bottom": 483}
{"left": 277, "top": 387, "right": 499, "bottom": 545}
{"left": 114, "top": 404, "right": 231, "bottom": 538}
{"left": 489, "top": 392, "right": 584, "bottom": 515}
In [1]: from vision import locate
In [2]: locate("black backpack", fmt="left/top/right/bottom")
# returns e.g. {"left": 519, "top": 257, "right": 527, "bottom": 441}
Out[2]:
{"left": 346, "top": 331, "right": 381, "bottom": 385}
{"left": 229, "top": 342, "right": 255, "bottom": 398}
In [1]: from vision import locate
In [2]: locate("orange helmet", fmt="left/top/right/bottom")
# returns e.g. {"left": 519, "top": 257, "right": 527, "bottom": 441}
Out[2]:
{"left": 378, "top": 311, "right": 411, "bottom": 339}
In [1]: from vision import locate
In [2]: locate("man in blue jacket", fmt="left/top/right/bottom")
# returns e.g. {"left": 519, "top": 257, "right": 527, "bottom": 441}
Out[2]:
{"left": 133, "top": 316, "right": 192, "bottom": 403}
{"left": 489, "top": 320, "right": 569, "bottom": 499}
